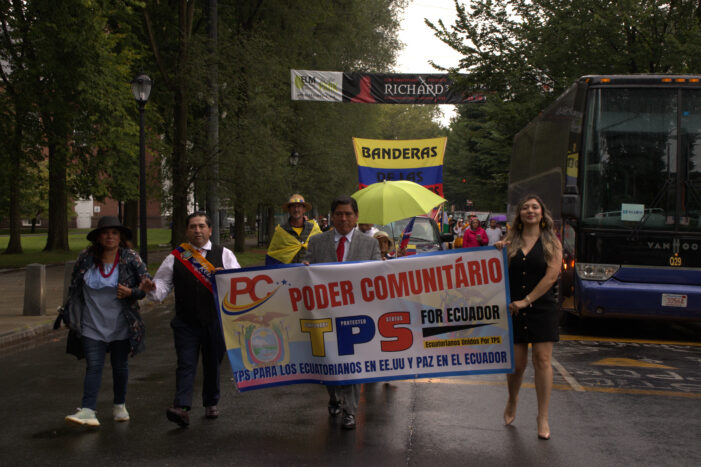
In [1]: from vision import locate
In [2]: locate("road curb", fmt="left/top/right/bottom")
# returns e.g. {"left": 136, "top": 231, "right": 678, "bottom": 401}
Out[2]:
{"left": 0, "top": 298, "right": 169, "bottom": 353}
{"left": 0, "top": 320, "right": 57, "bottom": 351}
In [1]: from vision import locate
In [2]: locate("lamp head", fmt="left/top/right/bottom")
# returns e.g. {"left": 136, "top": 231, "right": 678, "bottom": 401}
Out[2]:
{"left": 289, "top": 150, "right": 300, "bottom": 167}
{"left": 131, "top": 73, "right": 153, "bottom": 103}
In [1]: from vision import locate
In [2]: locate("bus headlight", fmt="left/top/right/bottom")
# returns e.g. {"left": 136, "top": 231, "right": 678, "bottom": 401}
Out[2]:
{"left": 575, "top": 263, "right": 619, "bottom": 281}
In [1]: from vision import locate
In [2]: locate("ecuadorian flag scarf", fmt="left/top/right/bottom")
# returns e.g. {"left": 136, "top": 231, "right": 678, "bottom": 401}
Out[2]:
{"left": 172, "top": 243, "right": 216, "bottom": 293}
{"left": 265, "top": 222, "right": 321, "bottom": 265}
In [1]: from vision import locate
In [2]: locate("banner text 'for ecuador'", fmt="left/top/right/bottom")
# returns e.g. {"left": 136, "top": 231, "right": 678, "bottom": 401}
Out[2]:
{"left": 214, "top": 249, "right": 513, "bottom": 391}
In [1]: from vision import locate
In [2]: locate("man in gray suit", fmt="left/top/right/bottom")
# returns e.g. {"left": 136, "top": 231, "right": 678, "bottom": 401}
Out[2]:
{"left": 303, "top": 195, "right": 381, "bottom": 430}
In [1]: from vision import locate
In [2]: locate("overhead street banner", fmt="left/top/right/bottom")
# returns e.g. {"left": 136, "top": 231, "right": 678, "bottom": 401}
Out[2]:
{"left": 214, "top": 248, "right": 513, "bottom": 391}
{"left": 354, "top": 137, "right": 447, "bottom": 196}
{"left": 291, "top": 69, "right": 486, "bottom": 104}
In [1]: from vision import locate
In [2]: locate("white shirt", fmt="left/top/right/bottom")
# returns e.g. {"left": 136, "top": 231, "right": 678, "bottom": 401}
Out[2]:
{"left": 357, "top": 226, "right": 379, "bottom": 238}
{"left": 334, "top": 230, "right": 355, "bottom": 262}
{"left": 147, "top": 240, "right": 240, "bottom": 302}
{"left": 485, "top": 227, "right": 503, "bottom": 246}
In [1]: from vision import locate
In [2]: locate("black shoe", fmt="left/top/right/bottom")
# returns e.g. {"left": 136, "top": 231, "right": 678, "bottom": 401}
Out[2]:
{"left": 342, "top": 412, "right": 356, "bottom": 430}
{"left": 205, "top": 406, "right": 219, "bottom": 419}
{"left": 328, "top": 400, "right": 342, "bottom": 417}
{"left": 166, "top": 407, "right": 190, "bottom": 427}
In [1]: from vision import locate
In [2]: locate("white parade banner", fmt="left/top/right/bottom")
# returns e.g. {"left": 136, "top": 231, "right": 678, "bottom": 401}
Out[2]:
{"left": 213, "top": 248, "right": 513, "bottom": 391}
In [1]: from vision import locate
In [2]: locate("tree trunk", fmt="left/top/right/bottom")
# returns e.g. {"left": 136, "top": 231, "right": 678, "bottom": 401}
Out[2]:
{"left": 234, "top": 206, "right": 245, "bottom": 253}
{"left": 205, "top": 0, "right": 220, "bottom": 244}
{"left": 169, "top": 0, "right": 194, "bottom": 248}
{"left": 266, "top": 206, "right": 275, "bottom": 246}
{"left": 44, "top": 143, "right": 69, "bottom": 251}
{"left": 124, "top": 200, "right": 139, "bottom": 249}
{"left": 5, "top": 105, "right": 24, "bottom": 254}
{"left": 170, "top": 87, "right": 189, "bottom": 247}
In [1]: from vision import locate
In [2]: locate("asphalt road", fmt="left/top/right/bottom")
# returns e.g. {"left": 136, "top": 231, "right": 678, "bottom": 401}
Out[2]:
{"left": 0, "top": 305, "right": 700, "bottom": 466}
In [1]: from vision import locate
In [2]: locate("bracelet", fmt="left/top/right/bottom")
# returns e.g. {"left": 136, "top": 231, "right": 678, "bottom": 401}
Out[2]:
{"left": 525, "top": 295, "right": 532, "bottom": 307}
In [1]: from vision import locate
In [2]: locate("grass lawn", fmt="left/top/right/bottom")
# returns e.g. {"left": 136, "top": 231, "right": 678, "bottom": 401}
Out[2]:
{"left": 144, "top": 248, "right": 267, "bottom": 276}
{"left": 0, "top": 229, "right": 266, "bottom": 271}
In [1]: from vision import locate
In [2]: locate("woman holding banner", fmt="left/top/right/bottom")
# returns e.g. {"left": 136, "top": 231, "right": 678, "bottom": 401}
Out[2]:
{"left": 494, "top": 195, "right": 562, "bottom": 440}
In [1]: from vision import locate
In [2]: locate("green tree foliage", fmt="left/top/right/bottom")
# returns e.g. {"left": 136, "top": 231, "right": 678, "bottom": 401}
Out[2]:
{"left": 0, "top": 1, "right": 142, "bottom": 251}
{"left": 136, "top": 0, "right": 203, "bottom": 246}
{"left": 443, "top": 102, "right": 510, "bottom": 212}
{"left": 0, "top": 1, "right": 45, "bottom": 252}
{"left": 372, "top": 105, "right": 445, "bottom": 140}
{"left": 133, "top": 0, "right": 408, "bottom": 249}
{"left": 2, "top": 0, "right": 454, "bottom": 256}
{"left": 261, "top": 0, "right": 409, "bottom": 216}
{"left": 431, "top": 0, "right": 701, "bottom": 210}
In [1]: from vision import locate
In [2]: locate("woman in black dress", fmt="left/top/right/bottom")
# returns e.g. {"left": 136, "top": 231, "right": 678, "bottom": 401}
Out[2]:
{"left": 495, "top": 195, "right": 562, "bottom": 440}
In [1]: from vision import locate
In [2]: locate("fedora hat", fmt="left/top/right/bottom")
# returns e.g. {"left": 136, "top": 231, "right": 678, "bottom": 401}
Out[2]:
{"left": 282, "top": 194, "right": 312, "bottom": 212}
{"left": 373, "top": 230, "right": 394, "bottom": 250}
{"left": 87, "top": 216, "right": 132, "bottom": 242}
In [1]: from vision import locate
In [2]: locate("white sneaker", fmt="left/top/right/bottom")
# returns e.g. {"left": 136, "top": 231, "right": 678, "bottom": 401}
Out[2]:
{"left": 65, "top": 408, "right": 100, "bottom": 427}
{"left": 113, "top": 404, "right": 130, "bottom": 422}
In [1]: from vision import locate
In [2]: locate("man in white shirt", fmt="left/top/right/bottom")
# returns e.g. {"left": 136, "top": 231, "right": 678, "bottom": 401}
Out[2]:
{"left": 485, "top": 219, "right": 503, "bottom": 246}
{"left": 141, "top": 211, "right": 240, "bottom": 428}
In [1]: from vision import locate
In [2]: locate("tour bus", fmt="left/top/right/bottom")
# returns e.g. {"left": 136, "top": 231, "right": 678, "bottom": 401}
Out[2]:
{"left": 509, "top": 75, "right": 701, "bottom": 320}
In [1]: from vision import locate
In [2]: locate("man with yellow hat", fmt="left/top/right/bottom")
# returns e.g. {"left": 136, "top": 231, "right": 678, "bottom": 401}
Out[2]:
{"left": 266, "top": 194, "right": 321, "bottom": 265}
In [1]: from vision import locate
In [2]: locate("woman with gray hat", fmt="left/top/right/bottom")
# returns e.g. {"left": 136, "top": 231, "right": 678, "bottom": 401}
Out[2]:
{"left": 63, "top": 216, "right": 150, "bottom": 427}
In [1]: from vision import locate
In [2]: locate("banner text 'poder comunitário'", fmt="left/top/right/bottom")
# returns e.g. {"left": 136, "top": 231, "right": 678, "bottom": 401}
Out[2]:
{"left": 213, "top": 248, "right": 513, "bottom": 391}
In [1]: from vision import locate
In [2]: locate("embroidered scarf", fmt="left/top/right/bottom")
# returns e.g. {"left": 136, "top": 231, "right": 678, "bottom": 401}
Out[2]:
{"left": 172, "top": 243, "right": 216, "bottom": 293}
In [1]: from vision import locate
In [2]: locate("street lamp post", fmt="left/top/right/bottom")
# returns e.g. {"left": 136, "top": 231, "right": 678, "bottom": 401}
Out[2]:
{"left": 289, "top": 149, "right": 301, "bottom": 193}
{"left": 289, "top": 149, "right": 300, "bottom": 167}
{"left": 131, "top": 73, "right": 152, "bottom": 263}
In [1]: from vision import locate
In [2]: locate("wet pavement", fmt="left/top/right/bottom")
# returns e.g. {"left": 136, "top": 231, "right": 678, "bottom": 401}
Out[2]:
{"left": 1, "top": 303, "right": 700, "bottom": 466}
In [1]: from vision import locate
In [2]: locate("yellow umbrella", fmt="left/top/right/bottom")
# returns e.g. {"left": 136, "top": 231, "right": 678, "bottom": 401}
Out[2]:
{"left": 351, "top": 180, "right": 447, "bottom": 225}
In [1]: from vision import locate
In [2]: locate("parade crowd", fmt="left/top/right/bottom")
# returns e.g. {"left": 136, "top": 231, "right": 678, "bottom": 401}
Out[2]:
{"left": 59, "top": 192, "right": 561, "bottom": 440}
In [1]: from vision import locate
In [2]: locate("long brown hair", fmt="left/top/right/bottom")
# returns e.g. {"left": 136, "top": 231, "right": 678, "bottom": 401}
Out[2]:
{"left": 88, "top": 229, "right": 130, "bottom": 264}
{"left": 504, "top": 194, "right": 560, "bottom": 262}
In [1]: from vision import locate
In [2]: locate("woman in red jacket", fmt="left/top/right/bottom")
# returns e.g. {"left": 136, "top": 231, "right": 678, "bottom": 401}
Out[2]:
{"left": 462, "top": 217, "right": 488, "bottom": 248}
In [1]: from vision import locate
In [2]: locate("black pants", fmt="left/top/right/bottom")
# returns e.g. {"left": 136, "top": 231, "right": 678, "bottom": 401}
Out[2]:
{"left": 171, "top": 316, "right": 225, "bottom": 408}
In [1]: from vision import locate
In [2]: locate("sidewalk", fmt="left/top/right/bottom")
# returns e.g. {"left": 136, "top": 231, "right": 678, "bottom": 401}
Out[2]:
{"left": 0, "top": 237, "right": 259, "bottom": 351}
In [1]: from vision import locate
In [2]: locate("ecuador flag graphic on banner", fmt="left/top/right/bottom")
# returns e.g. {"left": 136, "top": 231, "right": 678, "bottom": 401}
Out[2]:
{"left": 353, "top": 137, "right": 447, "bottom": 196}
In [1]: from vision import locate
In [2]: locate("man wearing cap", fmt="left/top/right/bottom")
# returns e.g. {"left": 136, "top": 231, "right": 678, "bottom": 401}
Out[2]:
{"left": 140, "top": 211, "right": 240, "bottom": 428}
{"left": 318, "top": 217, "right": 330, "bottom": 232}
{"left": 266, "top": 194, "right": 321, "bottom": 265}
{"left": 302, "top": 195, "right": 381, "bottom": 430}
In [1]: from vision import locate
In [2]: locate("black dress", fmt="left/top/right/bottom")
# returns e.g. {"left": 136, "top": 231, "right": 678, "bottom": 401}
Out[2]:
{"left": 508, "top": 237, "right": 559, "bottom": 343}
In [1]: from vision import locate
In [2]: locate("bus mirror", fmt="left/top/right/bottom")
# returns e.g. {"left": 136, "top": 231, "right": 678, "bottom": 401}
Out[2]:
{"left": 562, "top": 193, "right": 580, "bottom": 218}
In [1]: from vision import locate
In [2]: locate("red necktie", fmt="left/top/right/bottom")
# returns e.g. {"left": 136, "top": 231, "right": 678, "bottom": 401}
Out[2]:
{"left": 336, "top": 236, "right": 346, "bottom": 262}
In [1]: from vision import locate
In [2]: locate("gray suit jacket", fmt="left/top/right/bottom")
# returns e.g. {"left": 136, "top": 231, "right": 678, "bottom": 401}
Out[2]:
{"left": 304, "top": 228, "right": 381, "bottom": 264}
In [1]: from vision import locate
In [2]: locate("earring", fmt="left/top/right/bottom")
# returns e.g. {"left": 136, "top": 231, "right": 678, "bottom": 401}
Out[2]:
{"left": 518, "top": 223, "right": 523, "bottom": 231}
{"left": 540, "top": 220, "right": 546, "bottom": 229}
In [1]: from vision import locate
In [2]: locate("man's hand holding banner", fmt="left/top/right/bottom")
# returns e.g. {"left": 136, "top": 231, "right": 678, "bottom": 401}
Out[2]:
{"left": 214, "top": 248, "right": 513, "bottom": 391}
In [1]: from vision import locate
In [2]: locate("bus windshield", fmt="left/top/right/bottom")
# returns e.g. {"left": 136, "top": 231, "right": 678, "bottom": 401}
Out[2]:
{"left": 580, "top": 87, "right": 701, "bottom": 231}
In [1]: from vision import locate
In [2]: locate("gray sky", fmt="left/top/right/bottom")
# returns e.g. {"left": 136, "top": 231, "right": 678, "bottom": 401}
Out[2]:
{"left": 396, "top": 0, "right": 465, "bottom": 126}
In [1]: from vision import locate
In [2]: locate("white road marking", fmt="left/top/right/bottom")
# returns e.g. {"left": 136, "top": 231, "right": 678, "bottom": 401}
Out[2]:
{"left": 551, "top": 355, "right": 584, "bottom": 392}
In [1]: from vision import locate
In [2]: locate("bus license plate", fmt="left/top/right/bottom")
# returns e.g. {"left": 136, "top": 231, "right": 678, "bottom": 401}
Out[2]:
{"left": 661, "top": 294, "right": 687, "bottom": 308}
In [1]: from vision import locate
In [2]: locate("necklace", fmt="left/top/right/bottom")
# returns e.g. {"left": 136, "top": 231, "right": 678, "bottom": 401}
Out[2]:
{"left": 99, "top": 250, "right": 120, "bottom": 278}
